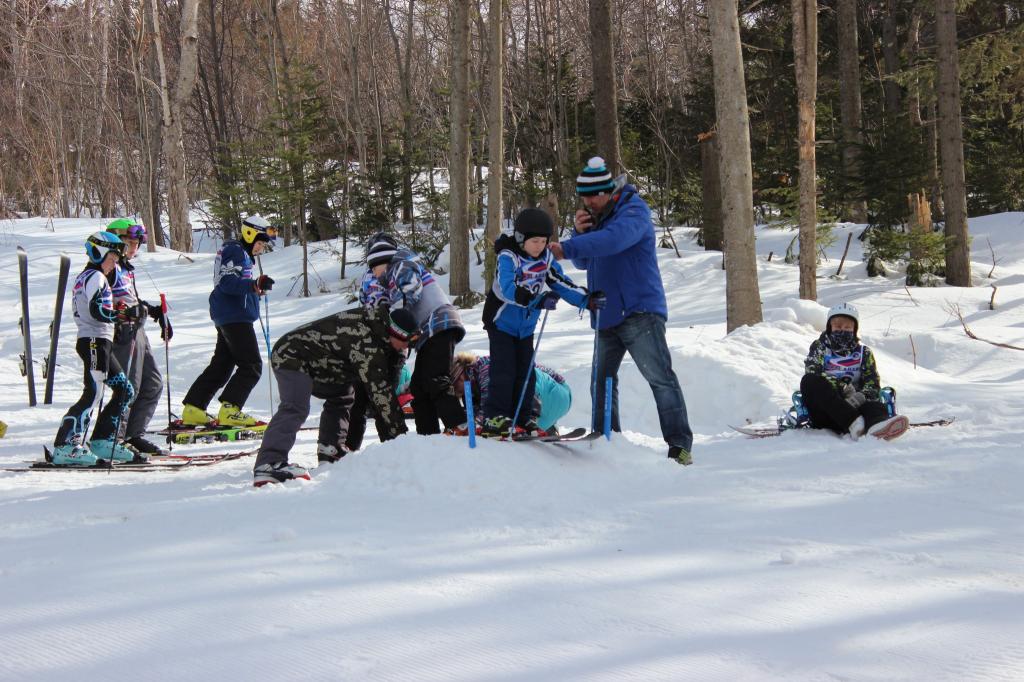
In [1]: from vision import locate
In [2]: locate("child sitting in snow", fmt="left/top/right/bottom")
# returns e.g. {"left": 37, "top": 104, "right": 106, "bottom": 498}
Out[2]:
{"left": 800, "top": 303, "right": 909, "bottom": 441}
{"left": 479, "top": 208, "right": 603, "bottom": 437}
{"left": 451, "top": 352, "right": 572, "bottom": 436}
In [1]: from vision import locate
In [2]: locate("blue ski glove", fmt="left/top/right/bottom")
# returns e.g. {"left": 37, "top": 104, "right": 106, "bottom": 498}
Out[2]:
{"left": 536, "top": 291, "right": 559, "bottom": 310}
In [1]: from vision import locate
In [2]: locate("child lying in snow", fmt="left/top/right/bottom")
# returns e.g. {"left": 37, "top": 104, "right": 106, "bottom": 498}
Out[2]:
{"left": 800, "top": 303, "right": 909, "bottom": 441}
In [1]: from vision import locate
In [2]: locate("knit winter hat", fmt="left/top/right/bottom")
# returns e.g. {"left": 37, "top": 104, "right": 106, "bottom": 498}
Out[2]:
{"left": 513, "top": 208, "right": 553, "bottom": 246}
{"left": 367, "top": 235, "right": 398, "bottom": 269}
{"left": 387, "top": 307, "right": 420, "bottom": 343}
{"left": 576, "top": 156, "right": 615, "bottom": 196}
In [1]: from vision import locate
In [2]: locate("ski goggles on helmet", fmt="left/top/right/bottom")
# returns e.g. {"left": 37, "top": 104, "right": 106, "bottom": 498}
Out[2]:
{"left": 86, "top": 232, "right": 126, "bottom": 263}
{"left": 124, "top": 223, "right": 147, "bottom": 244}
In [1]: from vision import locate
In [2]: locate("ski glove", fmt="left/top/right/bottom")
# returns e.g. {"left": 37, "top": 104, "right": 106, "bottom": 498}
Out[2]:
{"left": 255, "top": 274, "right": 275, "bottom": 292}
{"left": 536, "top": 291, "right": 559, "bottom": 310}
{"left": 116, "top": 301, "right": 144, "bottom": 321}
{"left": 514, "top": 286, "right": 535, "bottom": 307}
{"left": 841, "top": 383, "right": 866, "bottom": 408}
{"left": 585, "top": 290, "right": 608, "bottom": 311}
{"left": 158, "top": 316, "right": 173, "bottom": 342}
{"left": 145, "top": 302, "right": 164, "bottom": 323}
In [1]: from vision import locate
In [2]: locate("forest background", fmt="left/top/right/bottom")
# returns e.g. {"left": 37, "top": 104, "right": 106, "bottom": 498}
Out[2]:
{"left": 1, "top": 0, "right": 1021, "bottom": 318}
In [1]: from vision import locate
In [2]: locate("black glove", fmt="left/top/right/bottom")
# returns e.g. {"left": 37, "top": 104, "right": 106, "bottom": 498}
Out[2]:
{"left": 841, "top": 383, "right": 866, "bottom": 408}
{"left": 585, "top": 290, "right": 608, "bottom": 311}
{"left": 145, "top": 302, "right": 164, "bottom": 323}
{"left": 116, "top": 301, "right": 144, "bottom": 321}
{"left": 514, "top": 286, "right": 534, "bottom": 306}
{"left": 255, "top": 274, "right": 275, "bottom": 292}
{"left": 159, "top": 316, "right": 173, "bottom": 342}
{"left": 536, "top": 291, "right": 559, "bottom": 310}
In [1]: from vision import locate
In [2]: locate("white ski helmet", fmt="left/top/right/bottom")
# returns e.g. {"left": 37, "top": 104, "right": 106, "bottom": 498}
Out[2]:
{"left": 241, "top": 214, "right": 277, "bottom": 245}
{"left": 826, "top": 302, "right": 859, "bottom": 334}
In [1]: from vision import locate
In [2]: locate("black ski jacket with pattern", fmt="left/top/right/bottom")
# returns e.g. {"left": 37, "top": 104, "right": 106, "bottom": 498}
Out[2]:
{"left": 271, "top": 305, "right": 407, "bottom": 441}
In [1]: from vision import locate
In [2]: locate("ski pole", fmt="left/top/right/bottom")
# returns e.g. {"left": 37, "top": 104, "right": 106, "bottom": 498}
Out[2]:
{"left": 464, "top": 380, "right": 476, "bottom": 449}
{"left": 510, "top": 308, "right": 550, "bottom": 439}
{"left": 257, "top": 255, "right": 274, "bottom": 414}
{"left": 160, "top": 293, "right": 174, "bottom": 448}
{"left": 591, "top": 307, "right": 602, "bottom": 433}
{"left": 603, "top": 376, "right": 613, "bottom": 440}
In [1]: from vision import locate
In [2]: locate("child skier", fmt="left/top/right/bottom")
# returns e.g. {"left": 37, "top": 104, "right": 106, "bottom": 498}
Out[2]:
{"left": 479, "top": 208, "right": 602, "bottom": 437}
{"left": 181, "top": 215, "right": 276, "bottom": 427}
{"left": 371, "top": 235, "right": 467, "bottom": 435}
{"left": 801, "top": 302, "right": 909, "bottom": 440}
{"left": 51, "top": 232, "right": 138, "bottom": 465}
{"left": 105, "top": 219, "right": 172, "bottom": 455}
{"left": 451, "top": 352, "right": 573, "bottom": 436}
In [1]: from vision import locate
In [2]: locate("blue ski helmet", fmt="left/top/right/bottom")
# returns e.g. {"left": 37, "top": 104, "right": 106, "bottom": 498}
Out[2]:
{"left": 85, "top": 231, "right": 126, "bottom": 264}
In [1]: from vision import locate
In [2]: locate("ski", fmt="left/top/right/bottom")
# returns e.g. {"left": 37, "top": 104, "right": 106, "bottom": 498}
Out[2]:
{"left": 149, "top": 448, "right": 260, "bottom": 458}
{"left": 42, "top": 254, "right": 71, "bottom": 405}
{"left": 5, "top": 448, "right": 259, "bottom": 473}
{"left": 539, "top": 427, "right": 592, "bottom": 442}
{"left": 451, "top": 427, "right": 594, "bottom": 443}
{"left": 17, "top": 246, "right": 36, "bottom": 406}
{"left": 151, "top": 422, "right": 268, "bottom": 445}
{"left": 4, "top": 460, "right": 190, "bottom": 473}
{"left": 730, "top": 417, "right": 955, "bottom": 439}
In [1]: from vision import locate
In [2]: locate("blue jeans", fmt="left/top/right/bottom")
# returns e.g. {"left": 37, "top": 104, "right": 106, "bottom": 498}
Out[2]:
{"left": 591, "top": 313, "right": 693, "bottom": 451}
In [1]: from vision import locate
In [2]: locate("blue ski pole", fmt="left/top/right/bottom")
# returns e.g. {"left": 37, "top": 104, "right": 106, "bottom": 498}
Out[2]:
{"left": 257, "top": 294, "right": 274, "bottom": 414}
{"left": 464, "top": 380, "right": 476, "bottom": 449}
{"left": 603, "top": 376, "right": 613, "bottom": 440}
{"left": 510, "top": 308, "right": 551, "bottom": 439}
{"left": 591, "top": 307, "right": 602, "bottom": 433}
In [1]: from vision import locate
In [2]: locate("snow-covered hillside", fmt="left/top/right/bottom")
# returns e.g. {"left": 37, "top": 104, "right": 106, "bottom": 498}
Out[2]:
{"left": 1, "top": 214, "right": 1022, "bottom": 681}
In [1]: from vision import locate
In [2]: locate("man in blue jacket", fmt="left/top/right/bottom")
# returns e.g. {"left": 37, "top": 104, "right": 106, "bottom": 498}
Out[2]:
{"left": 549, "top": 157, "right": 693, "bottom": 464}
{"left": 181, "top": 215, "right": 276, "bottom": 427}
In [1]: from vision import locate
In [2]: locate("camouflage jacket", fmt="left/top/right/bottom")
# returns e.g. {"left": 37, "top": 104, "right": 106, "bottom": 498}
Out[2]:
{"left": 804, "top": 332, "right": 882, "bottom": 401}
{"left": 272, "top": 305, "right": 407, "bottom": 440}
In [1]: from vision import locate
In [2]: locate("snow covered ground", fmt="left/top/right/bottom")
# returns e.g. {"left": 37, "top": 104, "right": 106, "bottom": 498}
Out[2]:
{"left": 1, "top": 214, "right": 1022, "bottom": 681}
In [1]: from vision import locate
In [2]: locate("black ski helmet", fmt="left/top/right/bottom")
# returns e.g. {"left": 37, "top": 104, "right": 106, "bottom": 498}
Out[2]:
{"left": 513, "top": 208, "right": 554, "bottom": 248}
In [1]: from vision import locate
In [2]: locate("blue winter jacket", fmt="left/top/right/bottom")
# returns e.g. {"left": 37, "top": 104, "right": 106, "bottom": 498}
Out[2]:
{"left": 482, "top": 235, "right": 588, "bottom": 338}
{"left": 561, "top": 185, "right": 668, "bottom": 330}
{"left": 209, "top": 240, "right": 260, "bottom": 325}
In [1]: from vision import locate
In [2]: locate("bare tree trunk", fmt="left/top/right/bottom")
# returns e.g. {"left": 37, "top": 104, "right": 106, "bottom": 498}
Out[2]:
{"left": 699, "top": 132, "right": 723, "bottom": 251}
{"left": 131, "top": 1, "right": 163, "bottom": 251}
{"left": 448, "top": 0, "right": 472, "bottom": 297}
{"left": 588, "top": 0, "right": 621, "bottom": 173}
{"left": 709, "top": 0, "right": 763, "bottom": 331}
{"left": 484, "top": 0, "right": 504, "bottom": 289}
{"left": 792, "top": 0, "right": 818, "bottom": 301}
{"left": 934, "top": 0, "right": 971, "bottom": 286}
{"left": 880, "top": 0, "right": 901, "bottom": 117}
{"left": 837, "top": 0, "right": 867, "bottom": 222}
{"left": 153, "top": 0, "right": 200, "bottom": 252}
{"left": 926, "top": 101, "right": 943, "bottom": 217}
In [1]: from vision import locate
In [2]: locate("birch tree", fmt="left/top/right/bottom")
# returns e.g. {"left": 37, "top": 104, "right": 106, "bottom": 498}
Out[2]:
{"left": 153, "top": 0, "right": 201, "bottom": 252}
